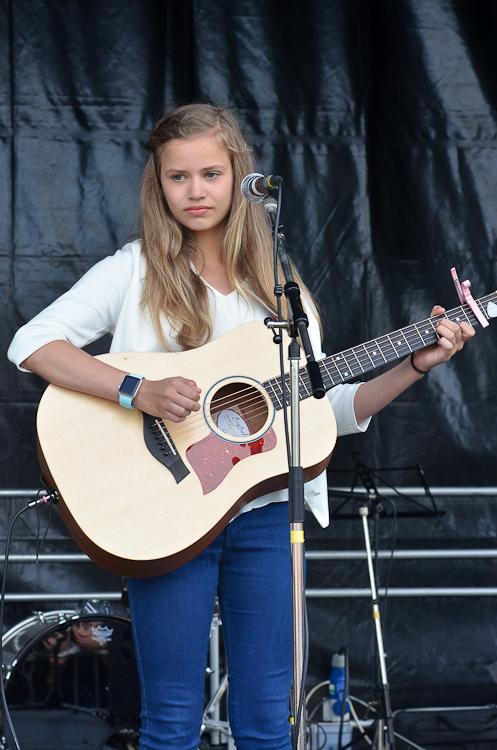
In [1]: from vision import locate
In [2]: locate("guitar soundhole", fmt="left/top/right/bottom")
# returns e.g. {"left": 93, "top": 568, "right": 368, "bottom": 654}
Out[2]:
{"left": 209, "top": 382, "right": 269, "bottom": 440}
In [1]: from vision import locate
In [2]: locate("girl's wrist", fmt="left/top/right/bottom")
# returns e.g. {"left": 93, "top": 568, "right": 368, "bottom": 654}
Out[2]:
{"left": 410, "top": 352, "right": 429, "bottom": 376}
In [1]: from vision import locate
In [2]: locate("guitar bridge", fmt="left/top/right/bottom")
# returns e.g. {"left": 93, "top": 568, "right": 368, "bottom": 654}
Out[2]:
{"left": 142, "top": 413, "right": 190, "bottom": 484}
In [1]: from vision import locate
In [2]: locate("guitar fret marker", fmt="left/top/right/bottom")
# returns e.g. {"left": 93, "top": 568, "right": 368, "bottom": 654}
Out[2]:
{"left": 264, "top": 289, "right": 497, "bottom": 413}
{"left": 429, "top": 318, "right": 441, "bottom": 338}
{"left": 362, "top": 346, "right": 375, "bottom": 368}
{"left": 385, "top": 333, "right": 401, "bottom": 356}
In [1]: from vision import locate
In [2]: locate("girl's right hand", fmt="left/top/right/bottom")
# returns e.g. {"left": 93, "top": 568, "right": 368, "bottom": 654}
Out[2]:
{"left": 133, "top": 377, "right": 201, "bottom": 423}
{"left": 20, "top": 341, "right": 201, "bottom": 423}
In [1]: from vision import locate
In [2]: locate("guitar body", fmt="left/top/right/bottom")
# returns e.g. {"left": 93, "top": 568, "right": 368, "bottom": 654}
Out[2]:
{"left": 36, "top": 285, "right": 497, "bottom": 577}
{"left": 37, "top": 322, "right": 337, "bottom": 577}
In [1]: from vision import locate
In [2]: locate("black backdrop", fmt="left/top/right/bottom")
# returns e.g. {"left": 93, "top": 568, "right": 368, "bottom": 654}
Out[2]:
{"left": 1, "top": 0, "right": 497, "bottom": 712}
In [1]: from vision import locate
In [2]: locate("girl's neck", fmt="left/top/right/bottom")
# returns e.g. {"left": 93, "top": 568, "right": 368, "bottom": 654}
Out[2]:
{"left": 193, "top": 225, "right": 224, "bottom": 261}
{"left": 192, "top": 228, "right": 234, "bottom": 296}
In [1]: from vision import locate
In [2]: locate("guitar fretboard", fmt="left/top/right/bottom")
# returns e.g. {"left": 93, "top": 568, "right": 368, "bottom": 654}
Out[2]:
{"left": 263, "top": 290, "right": 497, "bottom": 410}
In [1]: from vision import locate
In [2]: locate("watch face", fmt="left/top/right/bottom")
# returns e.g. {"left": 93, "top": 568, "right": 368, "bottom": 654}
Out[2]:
{"left": 120, "top": 375, "right": 141, "bottom": 397}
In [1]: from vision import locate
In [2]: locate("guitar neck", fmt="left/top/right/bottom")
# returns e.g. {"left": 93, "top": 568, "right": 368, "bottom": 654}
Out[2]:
{"left": 263, "top": 290, "right": 497, "bottom": 409}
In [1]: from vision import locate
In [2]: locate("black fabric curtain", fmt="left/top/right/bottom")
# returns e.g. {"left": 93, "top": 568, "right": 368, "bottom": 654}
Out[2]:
{"left": 2, "top": 0, "right": 496, "bottom": 489}
{"left": 1, "top": 0, "right": 497, "bottom": 709}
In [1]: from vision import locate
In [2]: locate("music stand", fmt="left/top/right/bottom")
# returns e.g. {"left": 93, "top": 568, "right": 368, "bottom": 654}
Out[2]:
{"left": 327, "top": 454, "right": 440, "bottom": 750}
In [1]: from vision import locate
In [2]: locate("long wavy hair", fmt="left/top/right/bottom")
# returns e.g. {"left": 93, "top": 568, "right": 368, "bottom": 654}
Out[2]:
{"left": 140, "top": 103, "right": 318, "bottom": 350}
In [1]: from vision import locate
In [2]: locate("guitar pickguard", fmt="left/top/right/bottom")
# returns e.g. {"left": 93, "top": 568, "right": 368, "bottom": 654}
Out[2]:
{"left": 186, "top": 429, "right": 277, "bottom": 495}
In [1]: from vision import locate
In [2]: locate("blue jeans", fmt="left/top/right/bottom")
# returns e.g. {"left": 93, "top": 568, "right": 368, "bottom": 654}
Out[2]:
{"left": 127, "top": 501, "right": 293, "bottom": 750}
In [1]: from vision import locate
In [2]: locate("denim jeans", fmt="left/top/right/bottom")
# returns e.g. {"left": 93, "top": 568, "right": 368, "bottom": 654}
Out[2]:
{"left": 127, "top": 501, "right": 293, "bottom": 750}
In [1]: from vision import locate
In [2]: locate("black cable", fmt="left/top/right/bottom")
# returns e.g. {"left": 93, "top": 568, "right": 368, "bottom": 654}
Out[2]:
{"left": 39, "top": 496, "right": 52, "bottom": 552}
{"left": 379, "top": 496, "right": 397, "bottom": 632}
{"left": 0, "top": 492, "right": 55, "bottom": 750}
{"left": 307, "top": 721, "right": 328, "bottom": 750}
{"left": 271, "top": 184, "right": 291, "bottom": 467}
{"left": 34, "top": 488, "right": 53, "bottom": 562}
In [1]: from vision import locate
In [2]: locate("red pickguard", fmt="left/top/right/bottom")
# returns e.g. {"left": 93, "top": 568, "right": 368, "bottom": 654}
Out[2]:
{"left": 186, "top": 429, "right": 277, "bottom": 495}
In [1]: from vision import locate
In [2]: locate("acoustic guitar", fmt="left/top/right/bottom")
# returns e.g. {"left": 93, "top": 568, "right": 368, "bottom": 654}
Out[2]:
{"left": 37, "top": 291, "right": 497, "bottom": 577}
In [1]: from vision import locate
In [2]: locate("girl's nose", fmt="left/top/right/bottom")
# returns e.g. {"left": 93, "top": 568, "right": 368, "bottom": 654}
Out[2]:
{"left": 188, "top": 177, "right": 206, "bottom": 200}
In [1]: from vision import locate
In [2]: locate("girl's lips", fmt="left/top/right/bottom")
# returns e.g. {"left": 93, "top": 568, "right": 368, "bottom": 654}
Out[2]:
{"left": 186, "top": 207, "right": 210, "bottom": 216}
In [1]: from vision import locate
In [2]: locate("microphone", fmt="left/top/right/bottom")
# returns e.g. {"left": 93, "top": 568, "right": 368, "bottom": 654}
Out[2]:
{"left": 241, "top": 173, "right": 282, "bottom": 203}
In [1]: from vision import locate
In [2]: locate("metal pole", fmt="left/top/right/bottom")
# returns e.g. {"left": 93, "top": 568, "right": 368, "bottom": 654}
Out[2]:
{"left": 289, "top": 347, "right": 306, "bottom": 750}
{"left": 209, "top": 612, "right": 222, "bottom": 746}
{"left": 359, "top": 504, "right": 394, "bottom": 749}
{"left": 359, "top": 504, "right": 427, "bottom": 750}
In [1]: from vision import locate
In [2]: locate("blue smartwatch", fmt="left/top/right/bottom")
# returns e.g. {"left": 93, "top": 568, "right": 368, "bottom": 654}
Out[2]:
{"left": 118, "top": 373, "right": 145, "bottom": 409}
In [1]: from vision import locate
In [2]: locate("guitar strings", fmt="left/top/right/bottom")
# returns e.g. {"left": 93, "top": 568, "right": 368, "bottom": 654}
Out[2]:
{"left": 150, "top": 299, "right": 491, "bottom": 443}
{"left": 157, "top": 391, "right": 278, "bottom": 442}
{"left": 159, "top": 305, "right": 423, "bottom": 440}
{"left": 189, "top": 302, "right": 487, "bottom": 417}
{"left": 316, "top": 302, "right": 484, "bottom": 381}
{"left": 164, "top": 319, "right": 445, "bottom": 440}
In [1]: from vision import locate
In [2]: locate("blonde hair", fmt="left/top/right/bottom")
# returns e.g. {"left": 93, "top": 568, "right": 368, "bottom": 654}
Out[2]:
{"left": 140, "top": 103, "right": 318, "bottom": 350}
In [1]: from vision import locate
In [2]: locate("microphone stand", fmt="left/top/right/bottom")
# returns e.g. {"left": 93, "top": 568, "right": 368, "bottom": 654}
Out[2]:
{"left": 264, "top": 185, "right": 325, "bottom": 750}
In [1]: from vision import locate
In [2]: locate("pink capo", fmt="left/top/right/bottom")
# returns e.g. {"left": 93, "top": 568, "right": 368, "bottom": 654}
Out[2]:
{"left": 450, "top": 267, "right": 489, "bottom": 328}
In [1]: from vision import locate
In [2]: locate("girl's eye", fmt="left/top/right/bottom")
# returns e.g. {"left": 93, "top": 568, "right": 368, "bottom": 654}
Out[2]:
{"left": 205, "top": 172, "right": 218, "bottom": 179}
{"left": 172, "top": 174, "right": 185, "bottom": 182}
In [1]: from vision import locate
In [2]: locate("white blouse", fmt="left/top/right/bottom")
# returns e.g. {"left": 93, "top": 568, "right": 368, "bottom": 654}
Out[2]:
{"left": 8, "top": 240, "right": 370, "bottom": 527}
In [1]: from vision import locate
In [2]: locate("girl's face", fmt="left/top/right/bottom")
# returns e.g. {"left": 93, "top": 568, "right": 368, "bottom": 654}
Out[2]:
{"left": 159, "top": 134, "right": 234, "bottom": 242}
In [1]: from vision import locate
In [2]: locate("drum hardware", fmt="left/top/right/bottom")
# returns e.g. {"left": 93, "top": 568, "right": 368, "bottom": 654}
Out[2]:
{"left": 0, "top": 486, "right": 227, "bottom": 749}
{"left": 1, "top": 610, "right": 141, "bottom": 750}
{"left": 0, "top": 493, "right": 62, "bottom": 750}
{"left": 203, "top": 603, "right": 235, "bottom": 749}
{"left": 202, "top": 674, "right": 235, "bottom": 749}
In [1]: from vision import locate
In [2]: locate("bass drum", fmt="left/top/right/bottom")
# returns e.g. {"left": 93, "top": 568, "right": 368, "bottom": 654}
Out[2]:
{"left": 2, "top": 610, "right": 141, "bottom": 750}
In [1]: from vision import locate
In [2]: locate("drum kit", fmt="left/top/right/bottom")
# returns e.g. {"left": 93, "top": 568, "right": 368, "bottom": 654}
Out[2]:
{"left": 1, "top": 603, "right": 232, "bottom": 750}
{"left": 1, "top": 608, "right": 141, "bottom": 749}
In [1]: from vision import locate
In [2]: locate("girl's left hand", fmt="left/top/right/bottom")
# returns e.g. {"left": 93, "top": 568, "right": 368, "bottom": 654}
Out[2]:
{"left": 411, "top": 305, "right": 475, "bottom": 373}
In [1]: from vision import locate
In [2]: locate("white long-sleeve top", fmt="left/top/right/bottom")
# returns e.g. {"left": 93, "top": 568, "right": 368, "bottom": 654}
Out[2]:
{"left": 8, "top": 240, "right": 370, "bottom": 526}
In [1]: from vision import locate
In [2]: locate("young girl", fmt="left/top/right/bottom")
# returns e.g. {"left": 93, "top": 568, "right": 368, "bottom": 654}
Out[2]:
{"left": 8, "top": 103, "right": 474, "bottom": 750}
